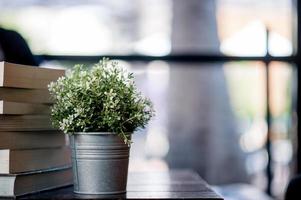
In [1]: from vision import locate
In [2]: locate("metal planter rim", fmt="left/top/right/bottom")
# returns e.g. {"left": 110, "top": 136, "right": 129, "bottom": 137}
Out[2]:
{"left": 71, "top": 132, "right": 132, "bottom": 135}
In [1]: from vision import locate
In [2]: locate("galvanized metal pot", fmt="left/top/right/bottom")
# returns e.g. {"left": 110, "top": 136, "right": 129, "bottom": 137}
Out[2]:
{"left": 69, "top": 132, "right": 130, "bottom": 195}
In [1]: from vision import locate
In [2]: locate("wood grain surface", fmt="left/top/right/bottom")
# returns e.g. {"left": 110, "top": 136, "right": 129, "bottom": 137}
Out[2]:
{"left": 20, "top": 170, "right": 223, "bottom": 199}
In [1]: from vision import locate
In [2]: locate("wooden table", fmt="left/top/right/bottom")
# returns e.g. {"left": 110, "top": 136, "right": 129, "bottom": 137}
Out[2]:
{"left": 20, "top": 170, "right": 223, "bottom": 199}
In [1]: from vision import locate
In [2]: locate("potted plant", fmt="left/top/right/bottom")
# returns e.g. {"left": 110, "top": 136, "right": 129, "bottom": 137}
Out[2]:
{"left": 48, "top": 58, "right": 154, "bottom": 195}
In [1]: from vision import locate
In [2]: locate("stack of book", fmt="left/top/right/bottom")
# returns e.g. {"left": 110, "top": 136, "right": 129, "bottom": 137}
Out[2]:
{"left": 0, "top": 62, "right": 72, "bottom": 198}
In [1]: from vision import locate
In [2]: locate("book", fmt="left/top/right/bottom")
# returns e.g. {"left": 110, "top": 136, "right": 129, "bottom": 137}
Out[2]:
{"left": 0, "top": 88, "right": 52, "bottom": 104}
{"left": 0, "top": 147, "right": 71, "bottom": 173}
{"left": 0, "top": 115, "right": 55, "bottom": 131}
{"left": 0, "top": 166, "right": 72, "bottom": 197}
{"left": 0, "top": 100, "right": 50, "bottom": 115}
{"left": 0, "top": 61, "right": 65, "bottom": 89}
{"left": 0, "top": 131, "right": 66, "bottom": 149}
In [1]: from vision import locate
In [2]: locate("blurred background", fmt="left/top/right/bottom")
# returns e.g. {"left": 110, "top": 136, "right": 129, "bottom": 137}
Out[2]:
{"left": 0, "top": 0, "right": 298, "bottom": 199}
